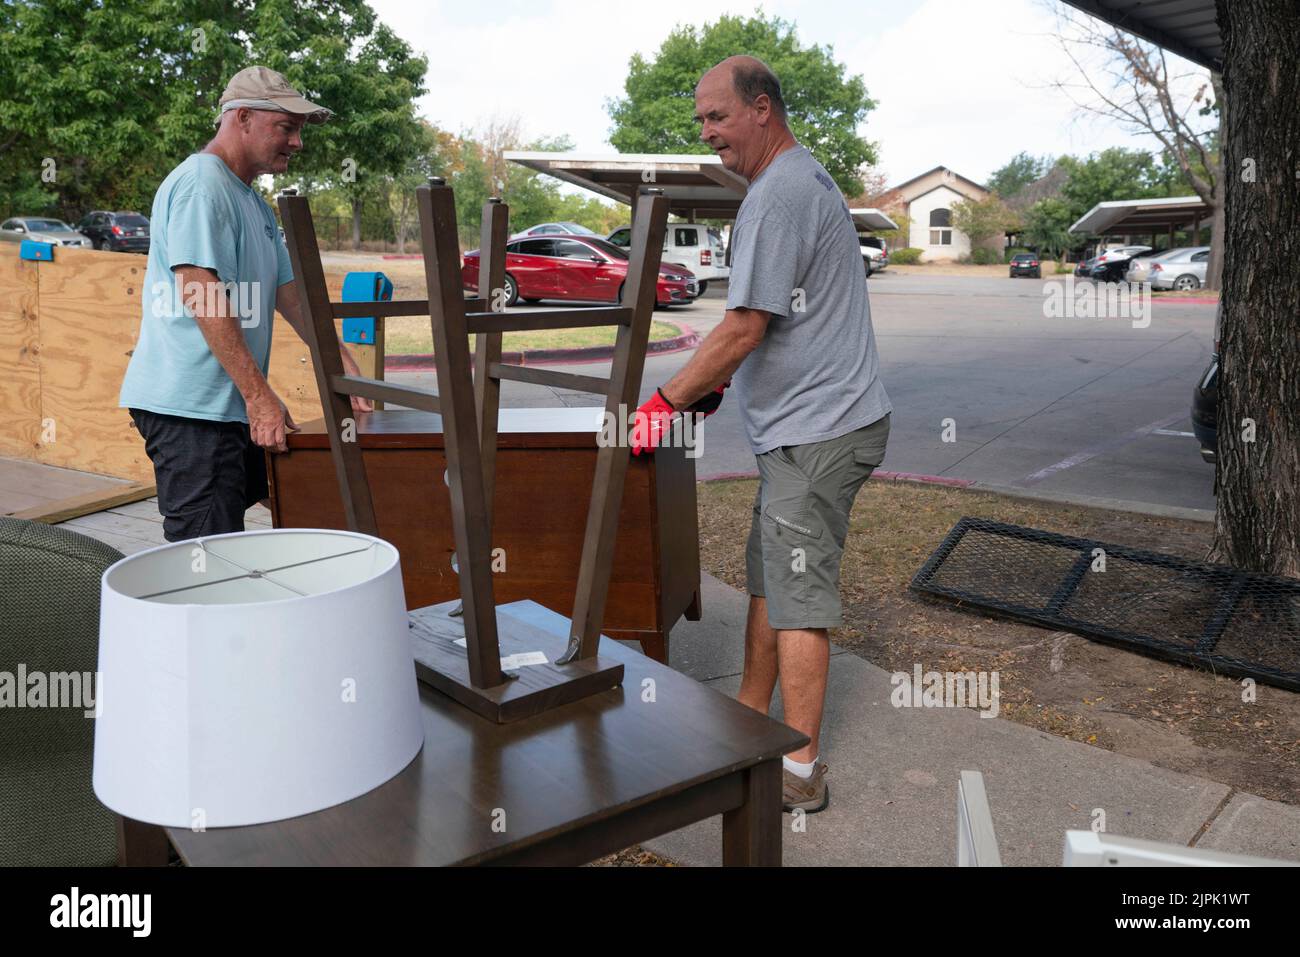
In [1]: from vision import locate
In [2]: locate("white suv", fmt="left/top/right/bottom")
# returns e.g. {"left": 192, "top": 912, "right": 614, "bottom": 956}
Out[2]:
{"left": 607, "top": 223, "right": 729, "bottom": 294}
{"left": 859, "top": 236, "right": 888, "bottom": 275}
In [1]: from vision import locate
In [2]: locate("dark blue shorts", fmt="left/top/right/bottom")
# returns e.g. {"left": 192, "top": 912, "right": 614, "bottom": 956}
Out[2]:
{"left": 129, "top": 408, "right": 268, "bottom": 543}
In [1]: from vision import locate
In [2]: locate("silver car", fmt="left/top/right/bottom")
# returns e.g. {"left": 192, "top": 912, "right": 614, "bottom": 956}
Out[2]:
{"left": 1149, "top": 246, "right": 1211, "bottom": 291}
{"left": 1125, "top": 247, "right": 1191, "bottom": 284}
{"left": 513, "top": 222, "right": 599, "bottom": 238}
{"left": 0, "top": 217, "right": 93, "bottom": 247}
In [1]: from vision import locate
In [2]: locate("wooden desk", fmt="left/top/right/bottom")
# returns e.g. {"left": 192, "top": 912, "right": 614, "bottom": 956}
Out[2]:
{"left": 123, "top": 601, "right": 807, "bottom": 867}
{"left": 267, "top": 408, "right": 701, "bottom": 663}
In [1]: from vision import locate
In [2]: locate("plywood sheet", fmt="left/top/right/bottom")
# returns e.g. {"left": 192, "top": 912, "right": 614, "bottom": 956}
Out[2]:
{"left": 0, "top": 246, "right": 366, "bottom": 483}
{"left": 0, "top": 247, "right": 42, "bottom": 460}
{"left": 267, "top": 272, "right": 344, "bottom": 427}
{"left": 34, "top": 248, "right": 152, "bottom": 481}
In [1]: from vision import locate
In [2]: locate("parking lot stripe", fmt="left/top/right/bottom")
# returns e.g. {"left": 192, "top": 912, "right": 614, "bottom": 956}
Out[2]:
{"left": 1015, "top": 411, "right": 1188, "bottom": 486}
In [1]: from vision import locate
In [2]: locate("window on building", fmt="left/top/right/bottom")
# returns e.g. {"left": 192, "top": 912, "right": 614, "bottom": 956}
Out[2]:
{"left": 928, "top": 208, "right": 952, "bottom": 245}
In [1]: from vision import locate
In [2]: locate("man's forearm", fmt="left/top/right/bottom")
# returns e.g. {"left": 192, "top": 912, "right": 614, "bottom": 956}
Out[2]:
{"left": 659, "top": 309, "right": 765, "bottom": 409}
{"left": 276, "top": 291, "right": 362, "bottom": 375}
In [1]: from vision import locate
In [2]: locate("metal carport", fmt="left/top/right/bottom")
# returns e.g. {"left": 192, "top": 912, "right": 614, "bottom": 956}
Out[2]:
{"left": 502, "top": 151, "right": 749, "bottom": 221}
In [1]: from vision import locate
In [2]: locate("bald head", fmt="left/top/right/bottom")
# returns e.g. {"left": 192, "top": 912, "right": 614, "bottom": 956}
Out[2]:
{"left": 705, "top": 56, "right": 787, "bottom": 121}
{"left": 695, "top": 56, "right": 795, "bottom": 182}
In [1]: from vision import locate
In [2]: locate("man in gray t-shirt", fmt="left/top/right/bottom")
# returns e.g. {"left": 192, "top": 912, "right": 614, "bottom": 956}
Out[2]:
{"left": 727, "top": 143, "right": 891, "bottom": 453}
{"left": 630, "top": 55, "right": 891, "bottom": 815}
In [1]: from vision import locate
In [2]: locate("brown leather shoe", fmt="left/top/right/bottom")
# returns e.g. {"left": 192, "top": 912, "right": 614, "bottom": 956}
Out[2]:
{"left": 782, "top": 761, "right": 829, "bottom": 813}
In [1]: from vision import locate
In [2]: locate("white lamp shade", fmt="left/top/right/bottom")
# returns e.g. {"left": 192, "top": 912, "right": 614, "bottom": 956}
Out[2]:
{"left": 93, "top": 529, "right": 424, "bottom": 828}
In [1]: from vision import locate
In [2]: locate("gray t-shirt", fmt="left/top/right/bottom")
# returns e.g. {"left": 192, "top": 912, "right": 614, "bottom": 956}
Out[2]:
{"left": 726, "top": 145, "right": 891, "bottom": 455}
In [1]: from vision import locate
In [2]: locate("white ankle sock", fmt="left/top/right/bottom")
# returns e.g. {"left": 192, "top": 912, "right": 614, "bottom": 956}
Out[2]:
{"left": 783, "top": 755, "right": 817, "bottom": 779}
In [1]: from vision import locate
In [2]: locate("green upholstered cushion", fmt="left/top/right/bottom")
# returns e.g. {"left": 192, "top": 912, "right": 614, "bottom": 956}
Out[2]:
{"left": 0, "top": 517, "right": 124, "bottom": 866}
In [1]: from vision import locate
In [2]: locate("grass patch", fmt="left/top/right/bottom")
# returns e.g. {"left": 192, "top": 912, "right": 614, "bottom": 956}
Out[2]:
{"left": 696, "top": 478, "right": 1300, "bottom": 805}
{"left": 383, "top": 318, "right": 683, "bottom": 356}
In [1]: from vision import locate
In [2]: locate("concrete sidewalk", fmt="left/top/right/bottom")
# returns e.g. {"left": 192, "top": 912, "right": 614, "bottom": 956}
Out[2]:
{"left": 637, "top": 574, "right": 1300, "bottom": 867}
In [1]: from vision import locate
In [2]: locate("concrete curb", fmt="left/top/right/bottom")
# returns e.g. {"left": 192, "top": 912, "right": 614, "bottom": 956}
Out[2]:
{"left": 968, "top": 481, "right": 1216, "bottom": 523}
{"left": 699, "top": 469, "right": 975, "bottom": 489}
{"left": 384, "top": 322, "right": 701, "bottom": 372}
{"left": 698, "top": 470, "right": 1215, "bottom": 523}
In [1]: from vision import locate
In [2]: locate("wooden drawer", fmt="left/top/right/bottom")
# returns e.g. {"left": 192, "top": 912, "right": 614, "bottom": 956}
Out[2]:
{"left": 267, "top": 408, "right": 701, "bottom": 661}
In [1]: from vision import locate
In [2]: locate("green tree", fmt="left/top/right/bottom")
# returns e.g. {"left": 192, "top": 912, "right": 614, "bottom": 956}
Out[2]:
{"left": 253, "top": 0, "right": 428, "bottom": 249}
{"left": 986, "top": 152, "right": 1052, "bottom": 199}
{"left": 950, "top": 194, "right": 1016, "bottom": 253}
{"left": 0, "top": 0, "right": 243, "bottom": 219}
{"left": 1057, "top": 147, "right": 1168, "bottom": 226}
{"left": 1020, "top": 197, "right": 1076, "bottom": 261}
{"left": 551, "top": 193, "right": 624, "bottom": 235}
{"left": 607, "top": 13, "right": 877, "bottom": 195}
{"left": 0, "top": 0, "right": 428, "bottom": 241}
{"left": 1050, "top": 5, "right": 1224, "bottom": 288}
{"left": 452, "top": 140, "right": 492, "bottom": 244}
{"left": 384, "top": 122, "right": 447, "bottom": 254}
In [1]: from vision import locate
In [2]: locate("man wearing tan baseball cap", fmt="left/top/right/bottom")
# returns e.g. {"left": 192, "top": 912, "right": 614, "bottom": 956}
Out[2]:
{"left": 120, "top": 65, "right": 369, "bottom": 542}
{"left": 215, "top": 65, "right": 334, "bottom": 127}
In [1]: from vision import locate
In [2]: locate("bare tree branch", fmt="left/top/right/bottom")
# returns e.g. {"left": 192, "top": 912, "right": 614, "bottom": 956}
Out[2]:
{"left": 1039, "top": 9, "right": 1219, "bottom": 206}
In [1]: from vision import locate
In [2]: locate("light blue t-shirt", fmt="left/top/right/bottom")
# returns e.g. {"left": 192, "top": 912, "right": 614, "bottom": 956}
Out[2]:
{"left": 119, "top": 153, "right": 294, "bottom": 423}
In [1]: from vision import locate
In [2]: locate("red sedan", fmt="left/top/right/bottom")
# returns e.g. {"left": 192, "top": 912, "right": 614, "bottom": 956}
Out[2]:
{"left": 462, "top": 235, "right": 697, "bottom": 307}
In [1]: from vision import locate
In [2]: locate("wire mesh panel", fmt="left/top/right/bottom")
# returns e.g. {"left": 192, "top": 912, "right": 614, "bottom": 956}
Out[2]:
{"left": 910, "top": 517, "right": 1300, "bottom": 692}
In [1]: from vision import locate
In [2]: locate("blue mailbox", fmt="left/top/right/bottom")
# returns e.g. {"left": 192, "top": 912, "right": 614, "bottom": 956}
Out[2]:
{"left": 19, "top": 240, "right": 55, "bottom": 261}
{"left": 340, "top": 271, "right": 394, "bottom": 344}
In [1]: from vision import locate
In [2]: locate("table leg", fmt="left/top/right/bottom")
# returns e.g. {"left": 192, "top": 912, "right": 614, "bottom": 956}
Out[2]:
{"left": 639, "top": 630, "right": 667, "bottom": 663}
{"left": 722, "top": 759, "right": 782, "bottom": 866}
{"left": 116, "top": 816, "right": 170, "bottom": 867}
{"left": 685, "top": 588, "right": 702, "bottom": 621}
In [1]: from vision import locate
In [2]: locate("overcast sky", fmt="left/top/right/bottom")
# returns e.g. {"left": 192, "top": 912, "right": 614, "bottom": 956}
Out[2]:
{"left": 366, "top": 0, "right": 1212, "bottom": 188}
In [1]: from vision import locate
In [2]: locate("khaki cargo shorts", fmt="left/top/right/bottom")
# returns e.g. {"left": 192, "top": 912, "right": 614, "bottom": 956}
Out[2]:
{"left": 746, "top": 414, "right": 890, "bottom": 629}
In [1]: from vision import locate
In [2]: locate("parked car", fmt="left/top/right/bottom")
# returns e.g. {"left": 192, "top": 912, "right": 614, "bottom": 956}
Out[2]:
{"left": 1089, "top": 245, "right": 1152, "bottom": 282}
{"left": 512, "top": 222, "right": 599, "bottom": 238}
{"left": 1074, "top": 255, "right": 1099, "bottom": 278}
{"left": 1191, "top": 347, "right": 1218, "bottom": 464}
{"left": 77, "top": 211, "right": 150, "bottom": 252}
{"left": 606, "top": 223, "right": 729, "bottom": 294}
{"left": 0, "top": 216, "right": 93, "bottom": 247}
{"left": 859, "top": 235, "right": 888, "bottom": 275}
{"left": 1150, "top": 247, "right": 1211, "bottom": 291}
{"left": 1008, "top": 253, "right": 1041, "bottom": 278}
{"left": 1092, "top": 244, "right": 1154, "bottom": 282}
{"left": 1124, "top": 248, "right": 1181, "bottom": 284}
{"left": 462, "top": 235, "right": 697, "bottom": 307}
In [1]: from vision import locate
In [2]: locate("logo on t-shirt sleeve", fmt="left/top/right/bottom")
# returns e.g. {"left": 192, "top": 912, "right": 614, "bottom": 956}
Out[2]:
{"left": 813, "top": 170, "right": 835, "bottom": 191}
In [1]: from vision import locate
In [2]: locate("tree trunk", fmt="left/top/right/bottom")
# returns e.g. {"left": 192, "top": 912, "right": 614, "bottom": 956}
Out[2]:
{"left": 1205, "top": 180, "right": 1226, "bottom": 291}
{"left": 1204, "top": 72, "right": 1228, "bottom": 292}
{"left": 351, "top": 196, "right": 362, "bottom": 251}
{"left": 1210, "top": 0, "right": 1300, "bottom": 577}
{"left": 395, "top": 193, "right": 408, "bottom": 255}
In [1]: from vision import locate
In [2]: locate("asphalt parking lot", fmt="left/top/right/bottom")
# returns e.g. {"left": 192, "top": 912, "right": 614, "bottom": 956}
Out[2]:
{"left": 389, "top": 271, "right": 1218, "bottom": 512}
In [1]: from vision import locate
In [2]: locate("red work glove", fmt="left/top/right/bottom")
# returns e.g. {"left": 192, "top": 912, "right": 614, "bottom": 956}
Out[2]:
{"left": 630, "top": 381, "right": 731, "bottom": 456}
{"left": 630, "top": 388, "right": 677, "bottom": 456}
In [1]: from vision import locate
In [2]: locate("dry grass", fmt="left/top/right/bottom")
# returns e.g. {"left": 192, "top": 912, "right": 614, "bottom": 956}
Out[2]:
{"left": 589, "top": 847, "right": 679, "bottom": 867}
{"left": 382, "top": 317, "right": 682, "bottom": 356}
{"left": 885, "top": 262, "right": 1020, "bottom": 278}
{"left": 698, "top": 478, "right": 1300, "bottom": 805}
